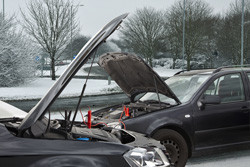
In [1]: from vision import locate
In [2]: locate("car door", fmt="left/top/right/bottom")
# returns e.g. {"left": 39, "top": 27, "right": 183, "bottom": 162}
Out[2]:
{"left": 193, "top": 72, "right": 250, "bottom": 150}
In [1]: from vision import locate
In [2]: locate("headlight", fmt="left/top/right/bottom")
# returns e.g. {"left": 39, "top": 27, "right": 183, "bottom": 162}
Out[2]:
{"left": 124, "top": 147, "right": 170, "bottom": 167}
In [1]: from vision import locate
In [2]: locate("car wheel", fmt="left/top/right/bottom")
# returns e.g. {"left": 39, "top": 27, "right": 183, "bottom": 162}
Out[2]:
{"left": 153, "top": 129, "right": 188, "bottom": 167}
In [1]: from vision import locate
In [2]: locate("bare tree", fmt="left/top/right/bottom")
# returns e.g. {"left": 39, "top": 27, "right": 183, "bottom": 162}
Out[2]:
{"left": 21, "top": 0, "right": 79, "bottom": 80}
{"left": 110, "top": 38, "right": 132, "bottom": 53}
{"left": 217, "top": 0, "right": 250, "bottom": 65}
{"left": 166, "top": 0, "right": 217, "bottom": 70}
{"left": 119, "top": 7, "right": 167, "bottom": 67}
{"left": 164, "top": 9, "right": 182, "bottom": 69}
{"left": 61, "top": 35, "right": 90, "bottom": 60}
{"left": 0, "top": 14, "right": 37, "bottom": 87}
{"left": 61, "top": 35, "right": 114, "bottom": 61}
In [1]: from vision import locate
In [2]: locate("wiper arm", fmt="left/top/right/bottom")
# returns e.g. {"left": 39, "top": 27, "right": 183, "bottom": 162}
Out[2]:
{"left": 153, "top": 75, "right": 162, "bottom": 108}
{"left": 142, "top": 100, "right": 170, "bottom": 106}
{"left": 0, "top": 117, "right": 22, "bottom": 123}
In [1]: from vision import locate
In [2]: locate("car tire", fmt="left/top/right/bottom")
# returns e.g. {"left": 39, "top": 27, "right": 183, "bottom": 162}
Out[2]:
{"left": 153, "top": 129, "right": 188, "bottom": 167}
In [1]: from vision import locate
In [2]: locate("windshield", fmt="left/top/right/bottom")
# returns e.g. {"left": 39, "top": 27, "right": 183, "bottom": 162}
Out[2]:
{"left": 139, "top": 74, "right": 211, "bottom": 104}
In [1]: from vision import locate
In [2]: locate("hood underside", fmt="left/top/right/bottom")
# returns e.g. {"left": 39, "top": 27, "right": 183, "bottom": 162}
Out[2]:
{"left": 18, "top": 14, "right": 128, "bottom": 132}
{"left": 98, "top": 52, "right": 180, "bottom": 103}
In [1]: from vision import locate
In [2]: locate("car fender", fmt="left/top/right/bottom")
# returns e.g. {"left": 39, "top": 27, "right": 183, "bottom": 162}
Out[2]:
{"left": 145, "top": 116, "right": 183, "bottom": 136}
{"left": 146, "top": 117, "right": 194, "bottom": 157}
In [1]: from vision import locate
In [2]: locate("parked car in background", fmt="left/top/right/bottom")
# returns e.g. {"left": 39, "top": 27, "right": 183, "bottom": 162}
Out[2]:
{"left": 91, "top": 52, "right": 250, "bottom": 167}
{"left": 0, "top": 14, "right": 171, "bottom": 167}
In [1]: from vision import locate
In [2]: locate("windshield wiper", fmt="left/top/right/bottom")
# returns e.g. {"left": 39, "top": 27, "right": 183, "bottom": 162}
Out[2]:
{"left": 0, "top": 117, "right": 22, "bottom": 123}
{"left": 142, "top": 100, "right": 170, "bottom": 106}
{"left": 153, "top": 76, "right": 162, "bottom": 108}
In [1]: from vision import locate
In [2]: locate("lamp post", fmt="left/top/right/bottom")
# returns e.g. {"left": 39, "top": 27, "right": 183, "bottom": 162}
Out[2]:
{"left": 2, "top": 0, "right": 4, "bottom": 18}
{"left": 71, "top": 5, "right": 73, "bottom": 60}
{"left": 241, "top": 0, "right": 244, "bottom": 66}
{"left": 182, "top": 0, "right": 186, "bottom": 69}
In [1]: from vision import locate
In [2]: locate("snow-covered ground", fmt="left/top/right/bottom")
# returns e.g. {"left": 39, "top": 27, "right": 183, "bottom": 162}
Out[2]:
{"left": 0, "top": 64, "right": 181, "bottom": 100}
{"left": 187, "top": 149, "right": 250, "bottom": 167}
{"left": 154, "top": 67, "right": 180, "bottom": 78}
{"left": 0, "top": 78, "right": 118, "bottom": 100}
{"left": 38, "top": 63, "right": 100, "bottom": 76}
{"left": 39, "top": 63, "right": 181, "bottom": 78}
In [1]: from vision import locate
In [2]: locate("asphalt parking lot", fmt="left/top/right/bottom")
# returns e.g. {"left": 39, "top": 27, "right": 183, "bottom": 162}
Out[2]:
{"left": 186, "top": 149, "right": 250, "bottom": 167}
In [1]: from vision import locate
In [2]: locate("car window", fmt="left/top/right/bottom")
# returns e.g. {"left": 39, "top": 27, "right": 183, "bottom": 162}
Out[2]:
{"left": 140, "top": 74, "right": 210, "bottom": 104}
{"left": 204, "top": 73, "right": 245, "bottom": 103}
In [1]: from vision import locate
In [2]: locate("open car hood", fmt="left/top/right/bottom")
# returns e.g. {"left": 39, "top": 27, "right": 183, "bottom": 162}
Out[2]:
{"left": 0, "top": 101, "right": 27, "bottom": 119}
{"left": 18, "top": 14, "right": 128, "bottom": 132}
{"left": 98, "top": 52, "right": 181, "bottom": 103}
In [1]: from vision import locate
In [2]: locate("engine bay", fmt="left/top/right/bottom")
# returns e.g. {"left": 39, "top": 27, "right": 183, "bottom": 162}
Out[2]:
{"left": 0, "top": 96, "right": 172, "bottom": 148}
{"left": 0, "top": 113, "right": 135, "bottom": 144}
{"left": 0, "top": 96, "right": 172, "bottom": 147}
{"left": 91, "top": 100, "right": 171, "bottom": 124}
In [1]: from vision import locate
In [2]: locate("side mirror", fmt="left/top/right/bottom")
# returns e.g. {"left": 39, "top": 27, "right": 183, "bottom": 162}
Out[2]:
{"left": 198, "top": 95, "right": 221, "bottom": 110}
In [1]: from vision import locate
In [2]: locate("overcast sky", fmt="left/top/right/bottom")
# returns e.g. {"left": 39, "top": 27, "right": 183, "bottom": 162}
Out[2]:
{"left": 2, "top": 0, "right": 235, "bottom": 37}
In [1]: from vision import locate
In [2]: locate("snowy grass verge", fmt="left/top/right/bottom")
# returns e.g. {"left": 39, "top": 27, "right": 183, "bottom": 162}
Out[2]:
{"left": 0, "top": 78, "right": 118, "bottom": 100}
{"left": 1, "top": 65, "right": 181, "bottom": 101}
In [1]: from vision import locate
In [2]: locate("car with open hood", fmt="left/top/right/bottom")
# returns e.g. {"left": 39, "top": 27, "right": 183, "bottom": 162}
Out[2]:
{"left": 0, "top": 14, "right": 171, "bottom": 167}
{"left": 89, "top": 52, "right": 250, "bottom": 166}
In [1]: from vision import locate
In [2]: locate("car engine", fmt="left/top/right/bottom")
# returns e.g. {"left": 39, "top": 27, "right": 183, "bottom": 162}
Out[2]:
{"left": 91, "top": 100, "right": 171, "bottom": 124}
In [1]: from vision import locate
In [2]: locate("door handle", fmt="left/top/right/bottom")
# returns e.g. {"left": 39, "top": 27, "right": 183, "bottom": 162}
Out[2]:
{"left": 241, "top": 106, "right": 250, "bottom": 113}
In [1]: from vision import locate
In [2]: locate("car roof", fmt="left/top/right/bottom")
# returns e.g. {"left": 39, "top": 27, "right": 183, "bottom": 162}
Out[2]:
{"left": 217, "top": 67, "right": 250, "bottom": 73}
{"left": 177, "top": 67, "right": 250, "bottom": 76}
{"left": 177, "top": 69, "right": 214, "bottom": 76}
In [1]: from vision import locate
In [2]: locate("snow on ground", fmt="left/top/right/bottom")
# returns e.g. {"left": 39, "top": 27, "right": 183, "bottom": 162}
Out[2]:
{"left": 187, "top": 149, "right": 250, "bottom": 167}
{"left": 153, "top": 67, "right": 181, "bottom": 78}
{"left": 1, "top": 64, "right": 181, "bottom": 100}
{"left": 38, "top": 63, "right": 100, "bottom": 76}
{"left": 0, "top": 78, "right": 117, "bottom": 100}
{"left": 39, "top": 63, "right": 181, "bottom": 78}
